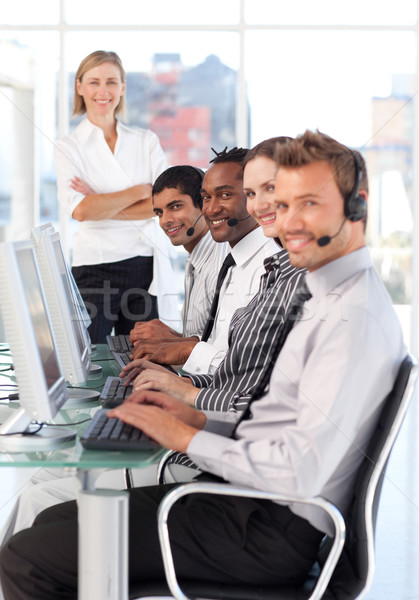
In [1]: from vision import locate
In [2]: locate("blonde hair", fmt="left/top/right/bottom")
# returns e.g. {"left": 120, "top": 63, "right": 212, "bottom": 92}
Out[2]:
{"left": 73, "top": 50, "right": 126, "bottom": 116}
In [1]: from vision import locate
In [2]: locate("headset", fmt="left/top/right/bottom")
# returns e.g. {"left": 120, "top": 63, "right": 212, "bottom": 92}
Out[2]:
{"left": 344, "top": 150, "right": 367, "bottom": 222}
{"left": 317, "top": 150, "right": 367, "bottom": 247}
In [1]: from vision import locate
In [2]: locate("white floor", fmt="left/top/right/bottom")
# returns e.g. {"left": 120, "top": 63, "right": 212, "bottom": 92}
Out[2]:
{"left": 0, "top": 397, "right": 418, "bottom": 599}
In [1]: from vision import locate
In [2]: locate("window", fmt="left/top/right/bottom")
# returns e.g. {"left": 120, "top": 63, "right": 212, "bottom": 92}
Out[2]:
{"left": 0, "top": 0, "right": 418, "bottom": 353}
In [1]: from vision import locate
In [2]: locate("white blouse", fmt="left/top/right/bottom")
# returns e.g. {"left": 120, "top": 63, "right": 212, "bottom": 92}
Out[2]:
{"left": 54, "top": 118, "right": 179, "bottom": 324}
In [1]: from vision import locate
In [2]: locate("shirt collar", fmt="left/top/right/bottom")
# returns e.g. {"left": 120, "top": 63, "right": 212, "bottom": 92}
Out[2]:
{"left": 263, "top": 246, "right": 293, "bottom": 273}
{"left": 73, "top": 118, "right": 101, "bottom": 145}
{"left": 74, "top": 117, "right": 128, "bottom": 145}
{"left": 306, "top": 246, "right": 371, "bottom": 300}
{"left": 230, "top": 227, "right": 269, "bottom": 268}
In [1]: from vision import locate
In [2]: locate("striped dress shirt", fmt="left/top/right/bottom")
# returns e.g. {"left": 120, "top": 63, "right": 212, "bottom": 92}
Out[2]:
{"left": 167, "top": 247, "right": 305, "bottom": 472}
{"left": 181, "top": 231, "right": 228, "bottom": 338}
{"left": 188, "top": 248, "right": 306, "bottom": 411}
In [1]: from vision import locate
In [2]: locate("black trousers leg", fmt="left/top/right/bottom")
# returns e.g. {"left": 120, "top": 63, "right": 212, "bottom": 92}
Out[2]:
{"left": 0, "top": 484, "right": 323, "bottom": 600}
{"left": 72, "top": 256, "right": 157, "bottom": 343}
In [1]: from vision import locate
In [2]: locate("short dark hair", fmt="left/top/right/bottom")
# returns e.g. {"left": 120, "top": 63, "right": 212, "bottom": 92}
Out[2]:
{"left": 152, "top": 166, "right": 205, "bottom": 209}
{"left": 209, "top": 147, "right": 249, "bottom": 169}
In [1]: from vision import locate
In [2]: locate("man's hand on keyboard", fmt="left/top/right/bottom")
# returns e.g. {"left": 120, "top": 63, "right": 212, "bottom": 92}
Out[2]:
{"left": 107, "top": 391, "right": 206, "bottom": 453}
{"left": 131, "top": 338, "right": 198, "bottom": 364}
{"left": 119, "top": 358, "right": 169, "bottom": 385}
{"left": 132, "top": 368, "right": 197, "bottom": 406}
{"left": 130, "top": 319, "right": 182, "bottom": 344}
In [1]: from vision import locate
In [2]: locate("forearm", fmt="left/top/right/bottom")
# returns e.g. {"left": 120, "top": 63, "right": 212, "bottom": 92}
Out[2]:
{"left": 181, "top": 382, "right": 200, "bottom": 407}
{"left": 150, "top": 339, "right": 199, "bottom": 366}
{"left": 72, "top": 183, "right": 152, "bottom": 221}
{"left": 111, "top": 198, "right": 155, "bottom": 220}
{"left": 147, "top": 336, "right": 199, "bottom": 345}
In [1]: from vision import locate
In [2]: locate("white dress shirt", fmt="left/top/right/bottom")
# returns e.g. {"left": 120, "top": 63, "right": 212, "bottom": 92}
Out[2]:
{"left": 54, "top": 118, "right": 179, "bottom": 323}
{"left": 181, "top": 232, "right": 228, "bottom": 338}
{"left": 187, "top": 247, "right": 406, "bottom": 535}
{"left": 182, "top": 228, "right": 278, "bottom": 375}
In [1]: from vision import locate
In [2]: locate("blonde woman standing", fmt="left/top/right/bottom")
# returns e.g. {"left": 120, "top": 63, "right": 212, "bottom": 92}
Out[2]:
{"left": 55, "top": 50, "right": 176, "bottom": 343}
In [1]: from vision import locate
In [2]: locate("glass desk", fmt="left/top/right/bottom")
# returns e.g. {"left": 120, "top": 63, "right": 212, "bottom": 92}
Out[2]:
{"left": 0, "top": 345, "right": 164, "bottom": 600}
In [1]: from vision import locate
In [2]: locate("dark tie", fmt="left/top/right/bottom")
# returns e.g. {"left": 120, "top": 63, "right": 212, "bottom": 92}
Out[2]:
{"left": 231, "top": 278, "right": 311, "bottom": 436}
{"left": 201, "top": 253, "right": 236, "bottom": 342}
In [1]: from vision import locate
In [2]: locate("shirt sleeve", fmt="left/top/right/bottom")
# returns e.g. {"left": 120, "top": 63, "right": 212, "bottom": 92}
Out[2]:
{"left": 187, "top": 373, "right": 213, "bottom": 388}
{"left": 195, "top": 387, "right": 238, "bottom": 411}
{"left": 54, "top": 138, "right": 85, "bottom": 218}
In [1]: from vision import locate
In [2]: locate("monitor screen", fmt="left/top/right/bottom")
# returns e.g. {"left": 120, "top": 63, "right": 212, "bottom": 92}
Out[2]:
{"left": 15, "top": 247, "right": 62, "bottom": 391}
{"left": 0, "top": 240, "right": 68, "bottom": 435}
{"left": 31, "top": 226, "right": 91, "bottom": 386}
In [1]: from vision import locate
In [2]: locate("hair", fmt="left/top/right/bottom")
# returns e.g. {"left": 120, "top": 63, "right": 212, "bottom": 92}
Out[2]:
{"left": 243, "top": 136, "right": 293, "bottom": 167}
{"left": 209, "top": 146, "right": 249, "bottom": 168}
{"left": 152, "top": 165, "right": 205, "bottom": 209}
{"left": 273, "top": 129, "right": 368, "bottom": 199}
{"left": 73, "top": 50, "right": 126, "bottom": 116}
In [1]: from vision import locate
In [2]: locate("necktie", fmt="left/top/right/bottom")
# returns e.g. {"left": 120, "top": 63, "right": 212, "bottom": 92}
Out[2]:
{"left": 181, "top": 259, "right": 195, "bottom": 333}
{"left": 231, "top": 278, "right": 311, "bottom": 436}
{"left": 201, "top": 253, "right": 236, "bottom": 342}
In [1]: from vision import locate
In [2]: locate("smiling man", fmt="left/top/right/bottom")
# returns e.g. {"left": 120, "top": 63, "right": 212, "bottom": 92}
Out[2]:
{"left": 130, "top": 165, "right": 227, "bottom": 345}
{"left": 132, "top": 147, "right": 277, "bottom": 373}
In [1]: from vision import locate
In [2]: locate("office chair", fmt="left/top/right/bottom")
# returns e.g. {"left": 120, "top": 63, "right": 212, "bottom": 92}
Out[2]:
{"left": 131, "top": 353, "right": 417, "bottom": 600}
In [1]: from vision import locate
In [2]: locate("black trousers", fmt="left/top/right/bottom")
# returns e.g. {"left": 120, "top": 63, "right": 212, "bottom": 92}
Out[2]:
{"left": 72, "top": 255, "right": 158, "bottom": 344}
{"left": 0, "top": 483, "right": 323, "bottom": 600}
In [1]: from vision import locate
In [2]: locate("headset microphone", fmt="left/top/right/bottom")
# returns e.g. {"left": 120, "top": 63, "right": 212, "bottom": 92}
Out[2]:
{"left": 317, "top": 150, "right": 367, "bottom": 247}
{"left": 227, "top": 214, "right": 251, "bottom": 227}
{"left": 186, "top": 214, "right": 203, "bottom": 237}
{"left": 317, "top": 217, "right": 349, "bottom": 247}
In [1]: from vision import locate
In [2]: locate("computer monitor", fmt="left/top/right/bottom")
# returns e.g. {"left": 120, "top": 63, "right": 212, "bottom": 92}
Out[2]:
{"left": 0, "top": 240, "right": 75, "bottom": 450}
{"left": 31, "top": 225, "right": 101, "bottom": 400}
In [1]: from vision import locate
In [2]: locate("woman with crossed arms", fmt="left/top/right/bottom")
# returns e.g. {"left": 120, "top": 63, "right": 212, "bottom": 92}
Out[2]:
{"left": 55, "top": 50, "right": 177, "bottom": 343}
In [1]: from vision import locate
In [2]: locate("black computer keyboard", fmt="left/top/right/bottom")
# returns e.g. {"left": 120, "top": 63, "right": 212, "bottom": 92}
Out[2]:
{"left": 111, "top": 351, "right": 131, "bottom": 369}
{"left": 80, "top": 409, "right": 157, "bottom": 451}
{"left": 106, "top": 334, "right": 133, "bottom": 353}
{"left": 100, "top": 376, "right": 133, "bottom": 408}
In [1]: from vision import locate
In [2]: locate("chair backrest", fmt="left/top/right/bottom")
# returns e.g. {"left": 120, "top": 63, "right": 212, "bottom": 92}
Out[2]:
{"left": 325, "top": 353, "right": 418, "bottom": 600}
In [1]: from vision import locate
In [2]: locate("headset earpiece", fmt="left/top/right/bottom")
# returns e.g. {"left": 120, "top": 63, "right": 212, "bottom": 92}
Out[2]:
{"left": 344, "top": 151, "right": 367, "bottom": 222}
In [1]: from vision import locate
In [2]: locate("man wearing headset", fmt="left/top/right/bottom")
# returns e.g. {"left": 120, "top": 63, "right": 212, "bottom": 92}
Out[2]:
{"left": 0, "top": 130, "right": 406, "bottom": 598}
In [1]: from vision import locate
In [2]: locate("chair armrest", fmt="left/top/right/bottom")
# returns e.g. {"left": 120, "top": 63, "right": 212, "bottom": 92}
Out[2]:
{"left": 156, "top": 449, "right": 178, "bottom": 484}
{"left": 157, "top": 481, "right": 346, "bottom": 600}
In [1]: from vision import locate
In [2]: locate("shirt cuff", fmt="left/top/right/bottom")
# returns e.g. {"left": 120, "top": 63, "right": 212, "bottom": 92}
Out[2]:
{"left": 182, "top": 341, "right": 225, "bottom": 375}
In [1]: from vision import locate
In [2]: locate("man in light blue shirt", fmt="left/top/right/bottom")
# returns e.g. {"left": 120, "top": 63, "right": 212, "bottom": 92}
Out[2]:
{"left": 0, "top": 131, "right": 406, "bottom": 598}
